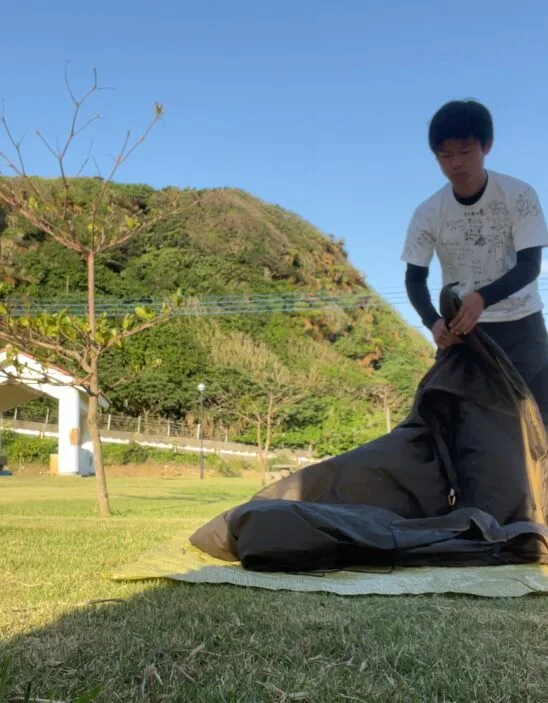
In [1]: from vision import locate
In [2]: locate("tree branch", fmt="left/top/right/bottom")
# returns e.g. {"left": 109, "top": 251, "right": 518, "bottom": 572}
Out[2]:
{"left": 0, "top": 323, "right": 86, "bottom": 367}
{"left": 59, "top": 66, "right": 100, "bottom": 215}
{"left": 34, "top": 129, "right": 59, "bottom": 161}
{"left": 75, "top": 141, "right": 94, "bottom": 177}
{"left": 0, "top": 187, "right": 85, "bottom": 253}
{"left": 96, "top": 198, "right": 199, "bottom": 253}
{"left": 101, "top": 310, "right": 174, "bottom": 352}
{"left": 0, "top": 106, "right": 29, "bottom": 176}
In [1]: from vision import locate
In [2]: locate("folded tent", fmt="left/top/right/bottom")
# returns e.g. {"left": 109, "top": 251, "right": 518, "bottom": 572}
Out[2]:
{"left": 190, "top": 286, "right": 548, "bottom": 572}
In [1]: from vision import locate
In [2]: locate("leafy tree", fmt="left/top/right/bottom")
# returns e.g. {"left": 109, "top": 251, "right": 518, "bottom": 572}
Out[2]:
{"left": 0, "top": 69, "right": 186, "bottom": 516}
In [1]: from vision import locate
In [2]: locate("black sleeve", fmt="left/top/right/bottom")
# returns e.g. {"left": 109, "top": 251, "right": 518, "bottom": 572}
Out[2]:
{"left": 405, "top": 263, "right": 441, "bottom": 330}
{"left": 477, "top": 247, "right": 542, "bottom": 308}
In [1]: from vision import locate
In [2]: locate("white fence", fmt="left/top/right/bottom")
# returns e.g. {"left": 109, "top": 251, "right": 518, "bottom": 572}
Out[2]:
{"left": 0, "top": 415, "right": 315, "bottom": 465}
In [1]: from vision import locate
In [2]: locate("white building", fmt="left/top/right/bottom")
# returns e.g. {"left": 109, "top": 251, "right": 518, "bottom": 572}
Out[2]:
{"left": 0, "top": 349, "right": 109, "bottom": 476}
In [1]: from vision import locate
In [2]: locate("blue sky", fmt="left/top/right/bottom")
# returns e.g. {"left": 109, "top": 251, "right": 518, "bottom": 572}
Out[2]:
{"left": 2, "top": 0, "right": 548, "bottom": 332}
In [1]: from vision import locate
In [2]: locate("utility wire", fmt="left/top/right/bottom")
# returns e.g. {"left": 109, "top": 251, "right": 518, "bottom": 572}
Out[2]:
{"left": 3, "top": 287, "right": 548, "bottom": 335}
{"left": 4, "top": 285, "right": 548, "bottom": 312}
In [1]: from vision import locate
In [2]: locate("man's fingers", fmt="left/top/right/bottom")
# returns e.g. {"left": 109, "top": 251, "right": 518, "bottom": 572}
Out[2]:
{"left": 454, "top": 324, "right": 474, "bottom": 336}
{"left": 452, "top": 313, "right": 473, "bottom": 335}
{"left": 450, "top": 305, "right": 474, "bottom": 330}
{"left": 450, "top": 314, "right": 465, "bottom": 329}
{"left": 436, "top": 320, "right": 468, "bottom": 350}
{"left": 438, "top": 329, "right": 463, "bottom": 347}
{"left": 451, "top": 309, "right": 464, "bottom": 327}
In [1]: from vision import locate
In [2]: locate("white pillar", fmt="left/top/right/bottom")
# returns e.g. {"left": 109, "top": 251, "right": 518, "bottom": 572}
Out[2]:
{"left": 57, "top": 387, "right": 81, "bottom": 475}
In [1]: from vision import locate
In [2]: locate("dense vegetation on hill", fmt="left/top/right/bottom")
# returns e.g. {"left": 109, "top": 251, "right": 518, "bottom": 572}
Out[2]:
{"left": 0, "top": 181, "right": 433, "bottom": 455}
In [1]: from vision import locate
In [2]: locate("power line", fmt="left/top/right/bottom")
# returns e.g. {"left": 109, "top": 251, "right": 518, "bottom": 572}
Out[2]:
{"left": 4, "top": 284, "right": 548, "bottom": 313}
{"left": 0, "top": 291, "right": 382, "bottom": 317}
{"left": 2, "top": 288, "right": 548, "bottom": 340}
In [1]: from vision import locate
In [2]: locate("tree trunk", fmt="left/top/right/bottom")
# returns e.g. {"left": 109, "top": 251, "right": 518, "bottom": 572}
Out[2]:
{"left": 264, "top": 394, "right": 274, "bottom": 462}
{"left": 87, "top": 392, "right": 110, "bottom": 517}
{"left": 87, "top": 251, "right": 111, "bottom": 517}
{"left": 256, "top": 416, "right": 267, "bottom": 484}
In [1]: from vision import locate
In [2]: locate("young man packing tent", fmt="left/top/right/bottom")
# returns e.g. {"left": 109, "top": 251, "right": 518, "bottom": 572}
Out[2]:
{"left": 188, "top": 102, "right": 548, "bottom": 573}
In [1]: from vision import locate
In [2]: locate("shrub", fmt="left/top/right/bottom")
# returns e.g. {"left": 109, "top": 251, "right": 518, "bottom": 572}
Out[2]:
{"left": 147, "top": 449, "right": 200, "bottom": 465}
{"left": 0, "top": 431, "right": 56, "bottom": 465}
{"left": 103, "top": 442, "right": 149, "bottom": 465}
{"left": 216, "top": 460, "right": 243, "bottom": 478}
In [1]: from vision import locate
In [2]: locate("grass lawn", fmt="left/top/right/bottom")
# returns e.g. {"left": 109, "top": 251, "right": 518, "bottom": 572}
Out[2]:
{"left": 1, "top": 476, "right": 548, "bottom": 703}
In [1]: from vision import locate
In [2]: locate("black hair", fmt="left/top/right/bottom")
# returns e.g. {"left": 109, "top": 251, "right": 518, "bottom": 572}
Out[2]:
{"left": 428, "top": 100, "right": 494, "bottom": 153}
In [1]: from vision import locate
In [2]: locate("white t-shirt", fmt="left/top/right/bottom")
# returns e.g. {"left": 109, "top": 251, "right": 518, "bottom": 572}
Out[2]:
{"left": 401, "top": 170, "right": 548, "bottom": 322}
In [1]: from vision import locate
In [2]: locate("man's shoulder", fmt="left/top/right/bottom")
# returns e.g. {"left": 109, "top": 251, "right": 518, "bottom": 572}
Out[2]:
{"left": 412, "top": 183, "right": 451, "bottom": 221}
{"left": 488, "top": 170, "right": 537, "bottom": 199}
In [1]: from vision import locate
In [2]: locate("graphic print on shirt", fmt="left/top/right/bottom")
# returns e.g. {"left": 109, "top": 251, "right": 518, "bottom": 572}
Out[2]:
{"left": 401, "top": 171, "right": 548, "bottom": 322}
{"left": 516, "top": 188, "right": 540, "bottom": 219}
{"left": 439, "top": 200, "right": 512, "bottom": 297}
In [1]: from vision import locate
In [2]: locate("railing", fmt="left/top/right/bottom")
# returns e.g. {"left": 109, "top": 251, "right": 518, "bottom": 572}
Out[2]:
{"left": 0, "top": 411, "right": 315, "bottom": 464}
{"left": 3, "top": 407, "right": 230, "bottom": 442}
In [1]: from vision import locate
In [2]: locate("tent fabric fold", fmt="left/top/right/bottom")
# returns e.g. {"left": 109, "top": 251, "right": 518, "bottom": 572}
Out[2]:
{"left": 190, "top": 286, "right": 548, "bottom": 572}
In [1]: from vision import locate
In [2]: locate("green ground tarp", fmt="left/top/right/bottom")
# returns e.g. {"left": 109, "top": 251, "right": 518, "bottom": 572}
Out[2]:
{"left": 111, "top": 534, "right": 548, "bottom": 597}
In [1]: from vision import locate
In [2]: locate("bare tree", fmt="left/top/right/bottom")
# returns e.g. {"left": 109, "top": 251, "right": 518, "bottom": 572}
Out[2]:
{"left": 0, "top": 68, "right": 188, "bottom": 516}
{"left": 369, "top": 382, "right": 407, "bottom": 433}
{"left": 201, "top": 325, "right": 316, "bottom": 480}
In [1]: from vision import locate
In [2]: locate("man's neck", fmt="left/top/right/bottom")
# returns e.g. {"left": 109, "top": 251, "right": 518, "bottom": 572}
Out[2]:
{"left": 453, "top": 170, "right": 488, "bottom": 199}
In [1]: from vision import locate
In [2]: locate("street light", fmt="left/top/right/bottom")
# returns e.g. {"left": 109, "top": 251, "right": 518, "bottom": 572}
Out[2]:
{"left": 197, "top": 383, "right": 206, "bottom": 480}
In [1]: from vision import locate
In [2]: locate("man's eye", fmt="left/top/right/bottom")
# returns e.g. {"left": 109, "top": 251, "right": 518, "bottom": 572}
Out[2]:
{"left": 461, "top": 150, "right": 471, "bottom": 155}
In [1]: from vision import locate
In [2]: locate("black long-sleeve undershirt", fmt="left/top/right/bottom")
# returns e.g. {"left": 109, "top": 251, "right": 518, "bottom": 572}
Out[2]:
{"left": 405, "top": 265, "right": 441, "bottom": 329}
{"left": 405, "top": 247, "right": 542, "bottom": 329}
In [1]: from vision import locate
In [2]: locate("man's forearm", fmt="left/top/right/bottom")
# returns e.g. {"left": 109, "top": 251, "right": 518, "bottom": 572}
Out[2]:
{"left": 478, "top": 246, "right": 542, "bottom": 307}
{"left": 405, "top": 264, "right": 441, "bottom": 329}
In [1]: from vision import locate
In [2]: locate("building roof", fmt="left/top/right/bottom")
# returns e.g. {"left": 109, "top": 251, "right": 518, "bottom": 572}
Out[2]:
{"left": 0, "top": 349, "right": 109, "bottom": 411}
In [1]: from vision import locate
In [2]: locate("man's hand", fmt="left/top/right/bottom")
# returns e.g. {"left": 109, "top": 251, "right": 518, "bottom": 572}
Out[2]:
{"left": 449, "top": 292, "right": 485, "bottom": 336}
{"left": 431, "top": 318, "right": 462, "bottom": 350}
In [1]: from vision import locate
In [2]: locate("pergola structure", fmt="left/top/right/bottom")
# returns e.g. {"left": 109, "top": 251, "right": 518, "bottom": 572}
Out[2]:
{"left": 0, "top": 350, "right": 109, "bottom": 475}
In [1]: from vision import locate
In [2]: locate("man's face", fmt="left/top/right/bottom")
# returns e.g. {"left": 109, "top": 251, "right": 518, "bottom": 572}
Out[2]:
{"left": 435, "top": 136, "right": 491, "bottom": 190}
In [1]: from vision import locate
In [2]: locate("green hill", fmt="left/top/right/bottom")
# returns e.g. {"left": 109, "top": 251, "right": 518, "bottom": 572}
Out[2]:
{"left": 0, "top": 182, "right": 433, "bottom": 455}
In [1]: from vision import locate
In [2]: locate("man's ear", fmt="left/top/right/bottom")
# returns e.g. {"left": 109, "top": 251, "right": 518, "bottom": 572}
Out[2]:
{"left": 482, "top": 140, "right": 493, "bottom": 156}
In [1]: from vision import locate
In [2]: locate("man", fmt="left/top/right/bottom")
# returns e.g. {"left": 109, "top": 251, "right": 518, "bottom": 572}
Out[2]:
{"left": 402, "top": 99, "right": 548, "bottom": 422}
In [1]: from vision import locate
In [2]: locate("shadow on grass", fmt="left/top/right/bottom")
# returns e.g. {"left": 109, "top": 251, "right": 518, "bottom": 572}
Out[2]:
{"left": 1, "top": 576, "right": 547, "bottom": 703}
{"left": 0, "top": 581, "right": 316, "bottom": 703}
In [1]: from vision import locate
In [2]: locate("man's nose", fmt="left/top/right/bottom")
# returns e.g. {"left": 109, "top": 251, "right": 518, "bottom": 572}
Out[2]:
{"left": 451, "top": 156, "right": 463, "bottom": 170}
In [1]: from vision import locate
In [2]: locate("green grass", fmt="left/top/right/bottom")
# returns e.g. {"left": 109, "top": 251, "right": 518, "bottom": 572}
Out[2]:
{"left": 1, "top": 476, "right": 548, "bottom": 702}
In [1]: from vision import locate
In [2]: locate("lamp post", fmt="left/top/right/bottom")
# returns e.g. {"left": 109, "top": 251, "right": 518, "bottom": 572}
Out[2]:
{"left": 197, "top": 383, "right": 206, "bottom": 480}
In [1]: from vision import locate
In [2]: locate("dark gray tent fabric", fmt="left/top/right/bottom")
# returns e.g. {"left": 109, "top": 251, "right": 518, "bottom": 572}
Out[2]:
{"left": 190, "top": 287, "right": 548, "bottom": 572}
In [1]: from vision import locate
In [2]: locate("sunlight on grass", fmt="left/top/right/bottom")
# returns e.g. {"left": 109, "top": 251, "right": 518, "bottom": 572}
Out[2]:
{"left": 1, "top": 475, "right": 548, "bottom": 702}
